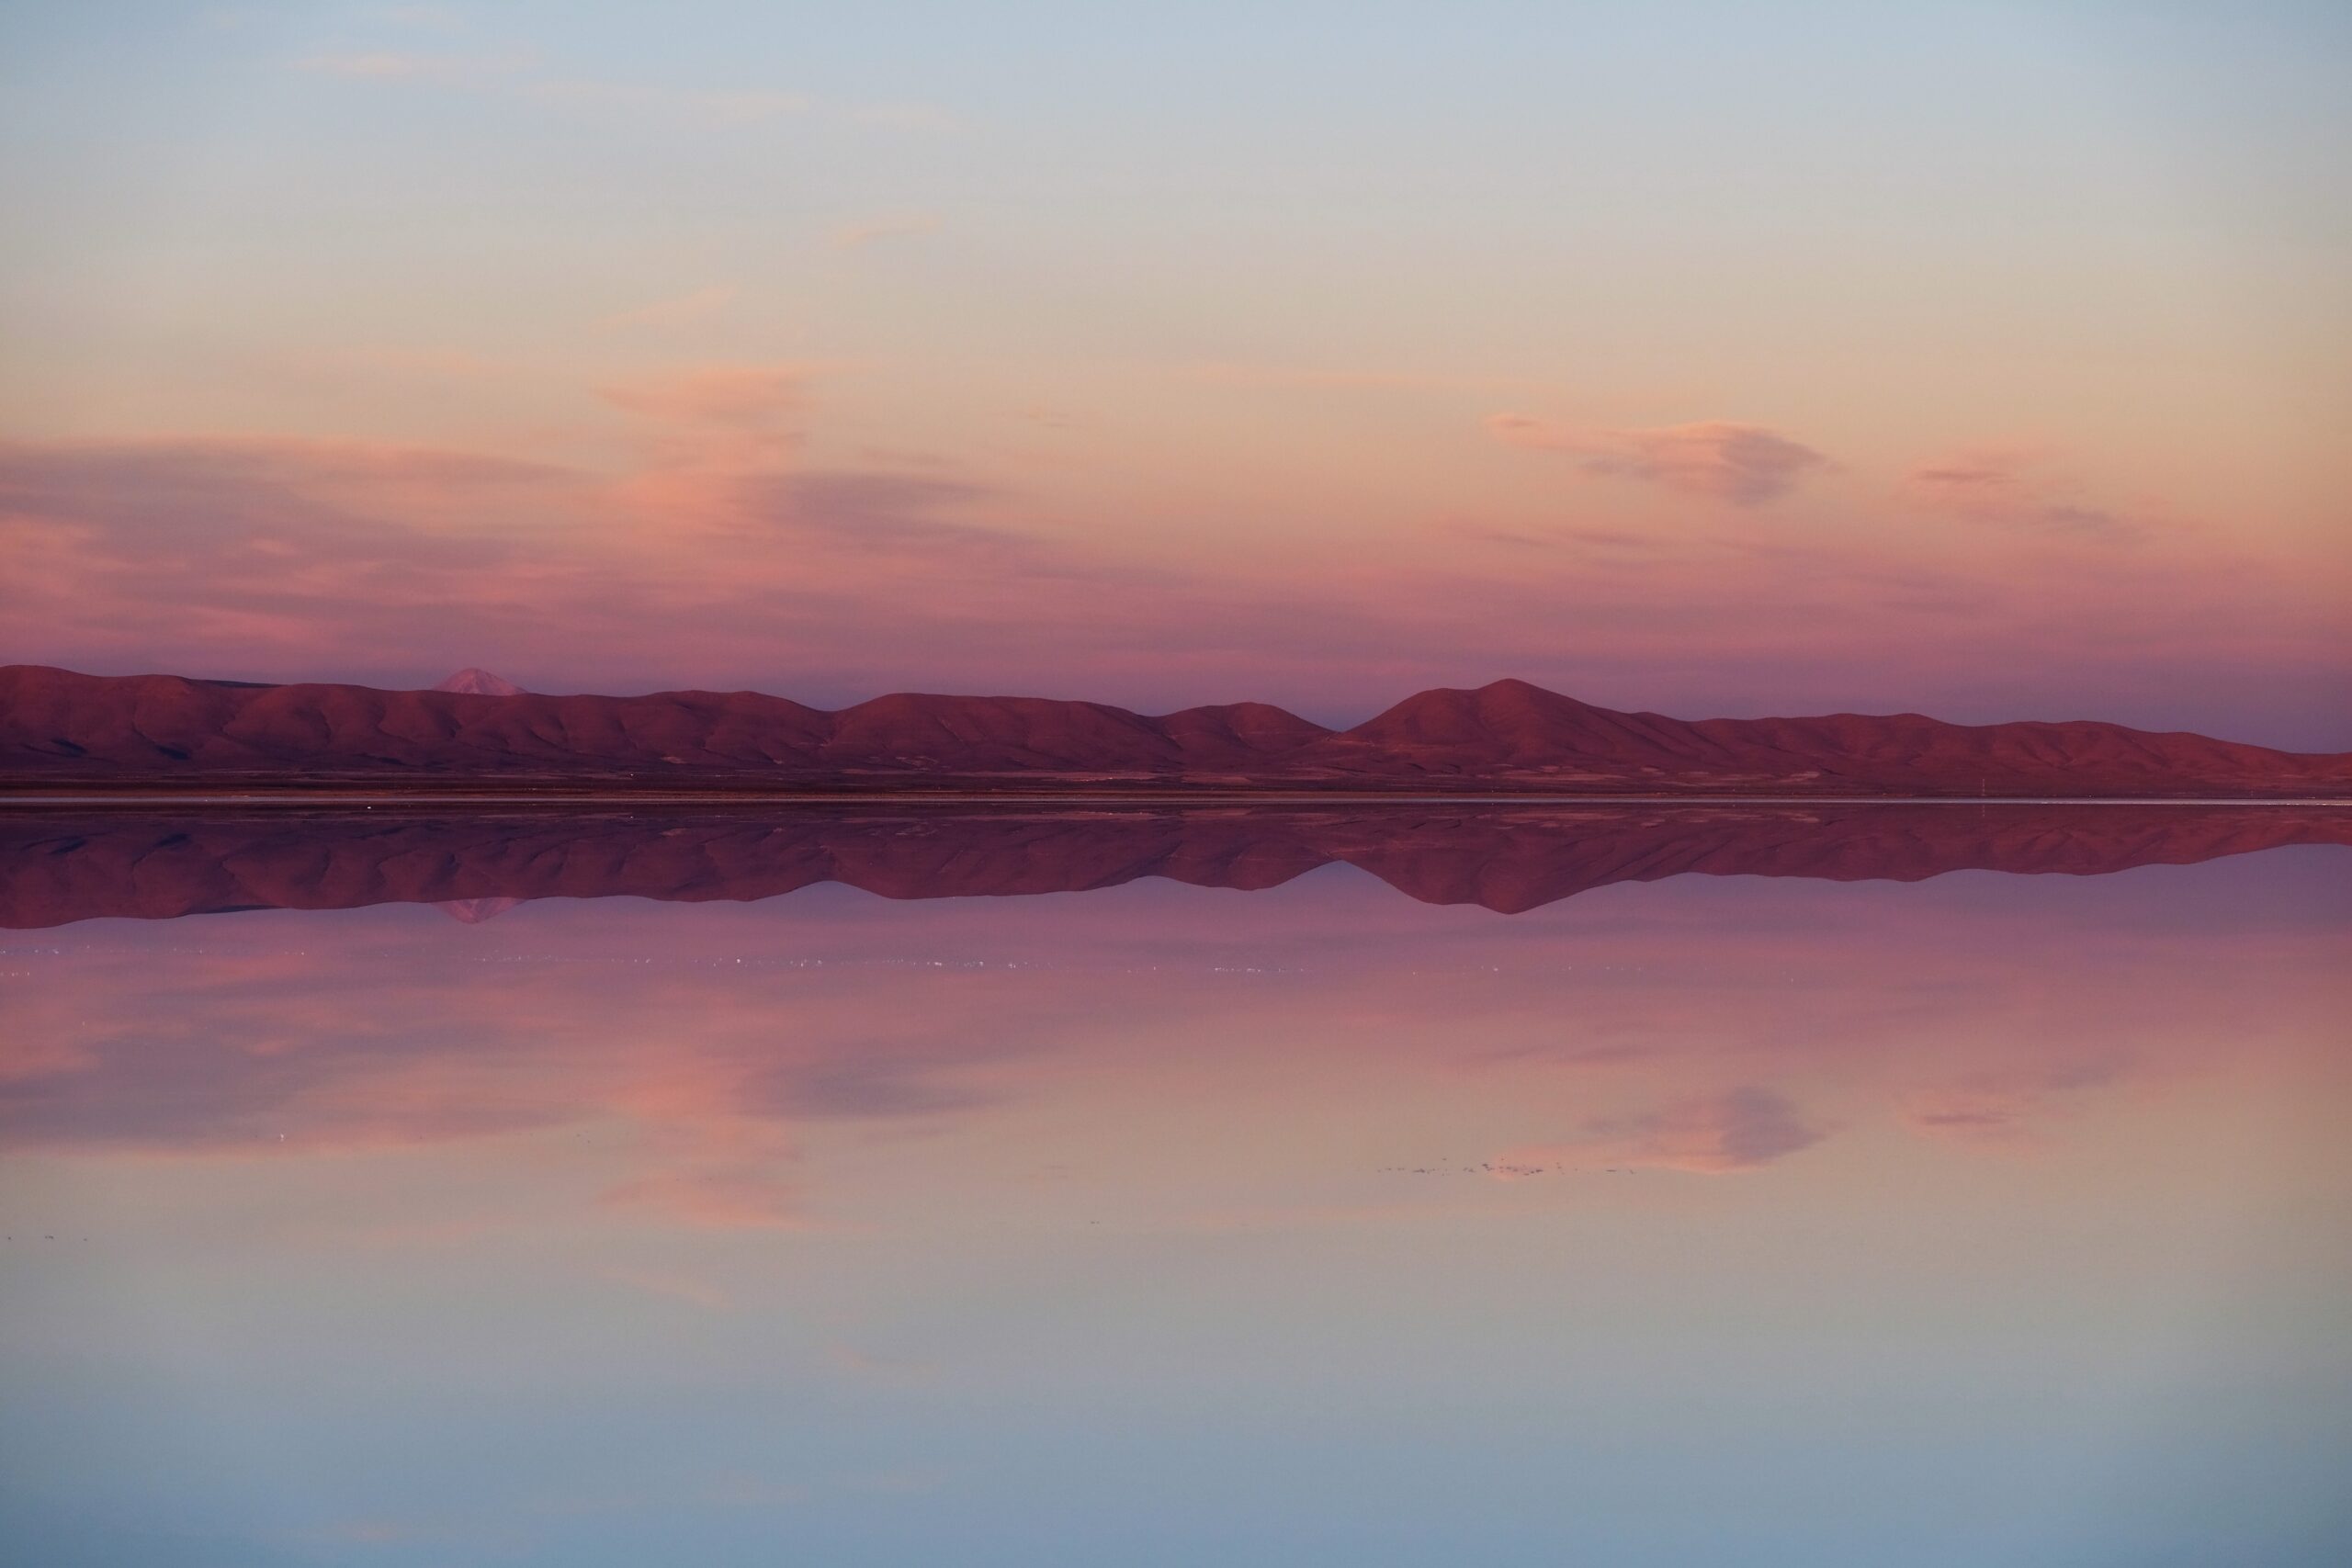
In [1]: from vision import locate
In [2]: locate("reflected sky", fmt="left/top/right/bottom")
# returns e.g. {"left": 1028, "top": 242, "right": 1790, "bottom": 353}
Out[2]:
{"left": 2, "top": 818, "right": 2348, "bottom": 1565}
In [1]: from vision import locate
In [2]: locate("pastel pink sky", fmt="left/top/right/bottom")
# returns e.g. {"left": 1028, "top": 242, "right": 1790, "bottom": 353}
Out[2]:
{"left": 1, "top": 5, "right": 2346, "bottom": 745}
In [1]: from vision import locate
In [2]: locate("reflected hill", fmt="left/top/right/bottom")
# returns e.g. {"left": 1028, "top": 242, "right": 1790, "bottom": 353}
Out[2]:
{"left": 4, "top": 803, "right": 2346, "bottom": 926}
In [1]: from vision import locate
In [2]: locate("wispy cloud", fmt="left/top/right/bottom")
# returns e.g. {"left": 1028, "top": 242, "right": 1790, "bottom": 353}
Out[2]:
{"left": 1903, "top": 1055, "right": 2131, "bottom": 1148}
{"left": 1902, "top": 448, "right": 2146, "bottom": 542}
{"left": 294, "top": 344, "right": 509, "bottom": 381}
{"left": 599, "top": 1167, "right": 806, "bottom": 1230}
{"left": 1488, "top": 415, "right": 1829, "bottom": 506}
{"left": 598, "top": 1265, "right": 736, "bottom": 1311}
{"left": 596, "top": 285, "right": 738, "bottom": 332}
{"left": 522, "top": 79, "right": 816, "bottom": 125}
{"left": 1438, "top": 519, "right": 1556, "bottom": 548}
{"left": 737, "top": 470, "right": 1027, "bottom": 562}
{"left": 377, "top": 3, "right": 466, "bottom": 28}
{"left": 288, "top": 47, "right": 951, "bottom": 132}
{"left": 0, "top": 435, "right": 596, "bottom": 678}
{"left": 1436, "top": 517, "right": 1679, "bottom": 558}
{"left": 1500, "top": 1087, "right": 1826, "bottom": 1175}
{"left": 699, "top": 1475, "right": 814, "bottom": 1508}
{"left": 828, "top": 1343, "right": 937, "bottom": 1384}
{"left": 596, "top": 363, "right": 813, "bottom": 424}
{"left": 595, "top": 362, "right": 817, "bottom": 474}
{"left": 1183, "top": 362, "right": 1542, "bottom": 394}
{"left": 290, "top": 49, "right": 526, "bottom": 82}
{"left": 845, "top": 101, "right": 959, "bottom": 132}
{"left": 307, "top": 1518, "right": 431, "bottom": 1548}
{"left": 831, "top": 213, "right": 943, "bottom": 251}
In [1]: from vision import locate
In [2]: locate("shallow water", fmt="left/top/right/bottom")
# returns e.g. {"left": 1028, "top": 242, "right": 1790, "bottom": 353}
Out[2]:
{"left": 3, "top": 808, "right": 2348, "bottom": 1566}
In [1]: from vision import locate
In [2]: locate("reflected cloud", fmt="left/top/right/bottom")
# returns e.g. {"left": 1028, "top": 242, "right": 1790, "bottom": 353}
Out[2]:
{"left": 772, "top": 1048, "right": 997, "bottom": 1121}
{"left": 1581, "top": 1087, "right": 1826, "bottom": 1173}
{"left": 597, "top": 1265, "right": 736, "bottom": 1312}
{"left": 828, "top": 1344, "right": 937, "bottom": 1384}
{"left": 597, "top": 1165, "right": 806, "bottom": 1231}
{"left": 1903, "top": 1055, "right": 2133, "bottom": 1148}
{"left": 1488, "top": 1089, "right": 1827, "bottom": 1178}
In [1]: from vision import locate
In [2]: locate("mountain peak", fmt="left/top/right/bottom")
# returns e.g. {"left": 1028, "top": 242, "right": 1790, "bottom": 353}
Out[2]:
{"left": 1349, "top": 679, "right": 1609, "bottom": 742}
{"left": 435, "top": 668, "right": 526, "bottom": 696}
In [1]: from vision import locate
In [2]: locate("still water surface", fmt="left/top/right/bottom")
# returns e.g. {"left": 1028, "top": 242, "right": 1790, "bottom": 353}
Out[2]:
{"left": 3, "top": 807, "right": 2347, "bottom": 1565}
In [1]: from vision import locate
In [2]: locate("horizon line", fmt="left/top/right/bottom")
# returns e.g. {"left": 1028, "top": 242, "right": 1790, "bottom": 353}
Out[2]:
{"left": 6, "top": 794, "right": 2350, "bottom": 810}
{"left": 8, "top": 661, "right": 2349, "bottom": 750}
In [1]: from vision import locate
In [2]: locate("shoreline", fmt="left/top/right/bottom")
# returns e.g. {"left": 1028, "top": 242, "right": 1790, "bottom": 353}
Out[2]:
{"left": 4, "top": 792, "right": 2349, "bottom": 809}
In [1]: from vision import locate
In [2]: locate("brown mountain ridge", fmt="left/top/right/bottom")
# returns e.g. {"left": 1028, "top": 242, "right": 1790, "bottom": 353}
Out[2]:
{"left": 2, "top": 664, "right": 2346, "bottom": 798}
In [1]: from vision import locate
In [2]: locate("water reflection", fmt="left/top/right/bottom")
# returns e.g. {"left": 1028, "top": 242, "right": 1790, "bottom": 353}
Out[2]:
{"left": 2, "top": 809, "right": 2347, "bottom": 1565}
{"left": 6, "top": 801, "right": 2347, "bottom": 923}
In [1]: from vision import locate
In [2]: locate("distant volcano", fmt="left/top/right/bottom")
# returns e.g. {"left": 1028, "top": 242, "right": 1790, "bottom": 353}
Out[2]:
{"left": 434, "top": 668, "right": 527, "bottom": 696}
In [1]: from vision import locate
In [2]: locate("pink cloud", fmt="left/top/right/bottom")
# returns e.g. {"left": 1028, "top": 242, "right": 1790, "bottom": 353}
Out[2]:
{"left": 595, "top": 285, "right": 739, "bottom": 331}
{"left": 1902, "top": 448, "right": 2145, "bottom": 541}
{"left": 1498, "top": 1087, "right": 1827, "bottom": 1175}
{"left": 1488, "top": 415, "right": 1829, "bottom": 505}
{"left": 596, "top": 364, "right": 814, "bottom": 424}
{"left": 596, "top": 364, "right": 818, "bottom": 476}
{"left": 1902, "top": 1056, "right": 2132, "bottom": 1149}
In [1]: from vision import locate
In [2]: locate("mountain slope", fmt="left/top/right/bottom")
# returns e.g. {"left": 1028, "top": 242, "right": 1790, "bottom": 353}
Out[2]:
{"left": 1, "top": 665, "right": 2344, "bottom": 797}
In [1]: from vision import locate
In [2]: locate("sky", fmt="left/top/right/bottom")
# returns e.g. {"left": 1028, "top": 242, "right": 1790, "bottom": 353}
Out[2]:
{"left": 4, "top": 852, "right": 2349, "bottom": 1563}
{"left": 0, "top": 2, "right": 2346, "bottom": 745}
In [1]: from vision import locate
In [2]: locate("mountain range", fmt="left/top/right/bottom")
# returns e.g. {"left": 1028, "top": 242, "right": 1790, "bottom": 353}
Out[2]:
{"left": 3, "top": 664, "right": 2346, "bottom": 797}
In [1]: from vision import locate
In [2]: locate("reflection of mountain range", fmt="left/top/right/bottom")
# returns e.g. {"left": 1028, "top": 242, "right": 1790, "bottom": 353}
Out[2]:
{"left": 5, "top": 804, "right": 2345, "bottom": 926}
{"left": 6, "top": 665, "right": 2349, "bottom": 797}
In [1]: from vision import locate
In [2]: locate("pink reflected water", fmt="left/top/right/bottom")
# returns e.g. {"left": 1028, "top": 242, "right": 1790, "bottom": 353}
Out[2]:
{"left": 1, "top": 811, "right": 2347, "bottom": 1565}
